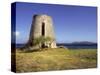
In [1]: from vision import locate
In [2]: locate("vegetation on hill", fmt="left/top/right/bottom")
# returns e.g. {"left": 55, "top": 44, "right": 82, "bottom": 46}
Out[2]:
{"left": 14, "top": 48, "right": 97, "bottom": 72}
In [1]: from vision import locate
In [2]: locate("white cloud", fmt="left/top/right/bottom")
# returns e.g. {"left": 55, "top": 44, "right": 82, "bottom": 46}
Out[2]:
{"left": 14, "top": 31, "right": 20, "bottom": 37}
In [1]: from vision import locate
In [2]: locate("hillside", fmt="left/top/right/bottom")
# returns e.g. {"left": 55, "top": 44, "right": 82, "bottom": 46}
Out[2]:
{"left": 14, "top": 48, "right": 97, "bottom": 72}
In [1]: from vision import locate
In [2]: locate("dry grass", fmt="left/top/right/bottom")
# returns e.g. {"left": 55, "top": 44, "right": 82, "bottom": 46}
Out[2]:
{"left": 13, "top": 48, "right": 97, "bottom": 72}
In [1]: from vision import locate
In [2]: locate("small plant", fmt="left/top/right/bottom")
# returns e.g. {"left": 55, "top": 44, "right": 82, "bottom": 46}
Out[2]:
{"left": 33, "top": 36, "right": 54, "bottom": 49}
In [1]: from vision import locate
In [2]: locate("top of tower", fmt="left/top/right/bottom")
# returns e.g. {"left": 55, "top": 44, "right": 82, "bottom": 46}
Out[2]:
{"left": 33, "top": 14, "right": 51, "bottom": 19}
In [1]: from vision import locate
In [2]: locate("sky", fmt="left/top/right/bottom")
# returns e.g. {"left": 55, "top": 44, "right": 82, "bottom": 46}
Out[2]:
{"left": 13, "top": 2, "right": 97, "bottom": 44}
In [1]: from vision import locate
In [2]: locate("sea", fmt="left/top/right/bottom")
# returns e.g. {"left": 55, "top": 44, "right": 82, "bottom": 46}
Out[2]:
{"left": 58, "top": 45, "right": 97, "bottom": 49}
{"left": 16, "top": 43, "right": 97, "bottom": 49}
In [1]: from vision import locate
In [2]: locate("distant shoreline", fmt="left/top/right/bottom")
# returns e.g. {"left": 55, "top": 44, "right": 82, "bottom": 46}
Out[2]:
{"left": 14, "top": 43, "right": 97, "bottom": 49}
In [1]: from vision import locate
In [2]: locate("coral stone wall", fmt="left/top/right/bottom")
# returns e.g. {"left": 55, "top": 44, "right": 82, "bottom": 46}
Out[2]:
{"left": 28, "top": 14, "right": 57, "bottom": 48}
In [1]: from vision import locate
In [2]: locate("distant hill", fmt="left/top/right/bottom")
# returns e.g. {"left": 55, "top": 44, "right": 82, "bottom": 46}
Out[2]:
{"left": 15, "top": 41, "right": 97, "bottom": 49}
{"left": 57, "top": 41, "right": 97, "bottom": 45}
{"left": 70, "top": 41, "right": 97, "bottom": 45}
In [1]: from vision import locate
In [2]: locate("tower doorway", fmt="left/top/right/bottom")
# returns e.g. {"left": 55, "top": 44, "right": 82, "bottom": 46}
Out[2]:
{"left": 42, "top": 22, "right": 45, "bottom": 36}
{"left": 41, "top": 22, "right": 45, "bottom": 48}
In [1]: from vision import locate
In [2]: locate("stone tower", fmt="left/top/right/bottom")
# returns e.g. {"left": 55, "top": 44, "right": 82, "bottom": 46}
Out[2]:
{"left": 27, "top": 14, "right": 57, "bottom": 49}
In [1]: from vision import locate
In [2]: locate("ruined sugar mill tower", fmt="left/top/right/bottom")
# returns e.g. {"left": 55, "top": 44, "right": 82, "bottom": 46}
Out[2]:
{"left": 27, "top": 14, "right": 57, "bottom": 49}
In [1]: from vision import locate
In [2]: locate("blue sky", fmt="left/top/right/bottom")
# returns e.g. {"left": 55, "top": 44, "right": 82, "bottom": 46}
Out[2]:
{"left": 14, "top": 2, "right": 97, "bottom": 44}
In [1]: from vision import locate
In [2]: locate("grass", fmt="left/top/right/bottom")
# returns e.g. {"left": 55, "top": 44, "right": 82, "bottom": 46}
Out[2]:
{"left": 14, "top": 48, "right": 97, "bottom": 72}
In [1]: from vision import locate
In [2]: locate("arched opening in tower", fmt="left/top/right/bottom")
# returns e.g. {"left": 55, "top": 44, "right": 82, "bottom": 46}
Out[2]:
{"left": 41, "top": 22, "right": 45, "bottom": 48}
{"left": 42, "top": 22, "right": 45, "bottom": 36}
